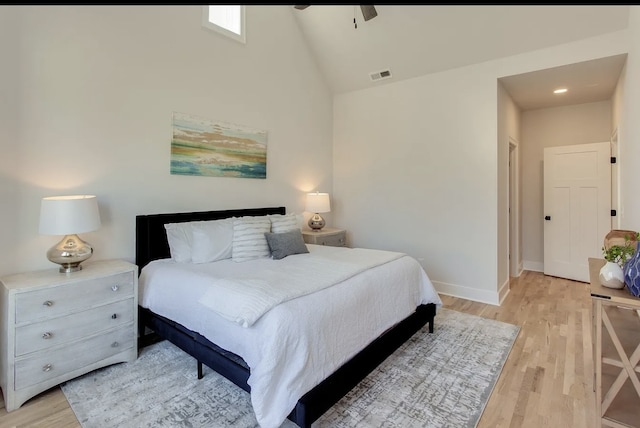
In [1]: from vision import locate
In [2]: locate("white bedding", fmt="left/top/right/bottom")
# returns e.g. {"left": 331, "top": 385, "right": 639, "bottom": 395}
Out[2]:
{"left": 198, "top": 246, "right": 404, "bottom": 327}
{"left": 138, "top": 244, "right": 442, "bottom": 428}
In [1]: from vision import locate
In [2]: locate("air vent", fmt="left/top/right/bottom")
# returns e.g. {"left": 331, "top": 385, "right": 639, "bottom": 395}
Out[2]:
{"left": 369, "top": 69, "right": 392, "bottom": 82}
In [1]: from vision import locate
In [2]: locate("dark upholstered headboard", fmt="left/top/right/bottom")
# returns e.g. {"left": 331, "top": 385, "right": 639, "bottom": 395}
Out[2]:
{"left": 135, "top": 206, "right": 286, "bottom": 270}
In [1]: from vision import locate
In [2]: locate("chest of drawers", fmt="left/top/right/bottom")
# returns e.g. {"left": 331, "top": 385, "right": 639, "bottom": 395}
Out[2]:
{"left": 0, "top": 259, "right": 138, "bottom": 412}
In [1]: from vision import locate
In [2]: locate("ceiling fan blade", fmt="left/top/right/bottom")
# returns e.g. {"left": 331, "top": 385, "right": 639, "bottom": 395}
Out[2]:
{"left": 360, "top": 5, "right": 378, "bottom": 22}
{"left": 294, "top": 5, "right": 310, "bottom": 10}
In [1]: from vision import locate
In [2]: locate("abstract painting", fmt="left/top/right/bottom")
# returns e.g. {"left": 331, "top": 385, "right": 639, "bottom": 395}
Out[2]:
{"left": 170, "top": 112, "right": 267, "bottom": 179}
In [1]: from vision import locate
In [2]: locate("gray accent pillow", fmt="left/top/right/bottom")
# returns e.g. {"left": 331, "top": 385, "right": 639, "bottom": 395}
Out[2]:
{"left": 264, "top": 228, "right": 309, "bottom": 260}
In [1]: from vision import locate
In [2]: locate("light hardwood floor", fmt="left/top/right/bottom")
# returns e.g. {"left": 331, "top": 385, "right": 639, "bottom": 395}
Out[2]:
{"left": 0, "top": 270, "right": 595, "bottom": 428}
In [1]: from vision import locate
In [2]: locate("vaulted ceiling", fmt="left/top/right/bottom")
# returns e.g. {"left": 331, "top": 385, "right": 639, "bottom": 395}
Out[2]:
{"left": 291, "top": 5, "right": 630, "bottom": 110}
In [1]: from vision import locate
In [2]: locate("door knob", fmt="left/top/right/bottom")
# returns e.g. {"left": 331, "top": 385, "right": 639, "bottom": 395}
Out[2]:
{"left": 544, "top": 216, "right": 551, "bottom": 221}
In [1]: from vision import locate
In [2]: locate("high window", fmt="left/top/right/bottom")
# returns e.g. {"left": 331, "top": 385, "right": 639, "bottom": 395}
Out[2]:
{"left": 202, "top": 5, "right": 245, "bottom": 44}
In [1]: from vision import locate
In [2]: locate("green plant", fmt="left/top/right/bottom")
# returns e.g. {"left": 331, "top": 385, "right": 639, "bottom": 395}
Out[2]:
{"left": 602, "top": 232, "right": 639, "bottom": 267}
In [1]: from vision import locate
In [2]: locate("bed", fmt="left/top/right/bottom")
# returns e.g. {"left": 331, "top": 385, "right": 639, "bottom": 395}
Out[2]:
{"left": 136, "top": 206, "right": 442, "bottom": 428}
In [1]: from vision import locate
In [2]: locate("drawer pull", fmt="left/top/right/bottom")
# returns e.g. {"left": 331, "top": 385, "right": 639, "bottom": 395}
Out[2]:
{"left": 42, "top": 300, "right": 53, "bottom": 307}
{"left": 111, "top": 341, "right": 119, "bottom": 348}
{"left": 42, "top": 364, "right": 53, "bottom": 372}
{"left": 42, "top": 332, "right": 53, "bottom": 339}
{"left": 111, "top": 285, "right": 119, "bottom": 292}
{"left": 111, "top": 313, "right": 117, "bottom": 319}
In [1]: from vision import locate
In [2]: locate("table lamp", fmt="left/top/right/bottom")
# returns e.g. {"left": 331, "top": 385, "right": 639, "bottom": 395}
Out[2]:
{"left": 39, "top": 195, "right": 101, "bottom": 273}
{"left": 305, "top": 192, "right": 330, "bottom": 231}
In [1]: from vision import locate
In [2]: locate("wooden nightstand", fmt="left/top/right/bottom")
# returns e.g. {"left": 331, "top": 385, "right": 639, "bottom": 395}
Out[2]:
{"left": 302, "top": 228, "right": 347, "bottom": 247}
{"left": 0, "top": 259, "right": 138, "bottom": 412}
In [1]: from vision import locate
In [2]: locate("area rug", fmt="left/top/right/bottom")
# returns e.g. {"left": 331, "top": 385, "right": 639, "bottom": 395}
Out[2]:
{"left": 61, "top": 308, "right": 519, "bottom": 428}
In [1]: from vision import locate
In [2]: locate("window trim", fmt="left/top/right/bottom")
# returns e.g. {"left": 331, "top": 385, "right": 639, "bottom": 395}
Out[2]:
{"left": 201, "top": 5, "right": 246, "bottom": 44}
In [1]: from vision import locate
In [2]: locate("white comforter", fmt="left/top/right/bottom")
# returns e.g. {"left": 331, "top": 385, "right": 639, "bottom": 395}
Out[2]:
{"left": 198, "top": 247, "right": 404, "bottom": 327}
{"left": 138, "top": 244, "right": 442, "bottom": 428}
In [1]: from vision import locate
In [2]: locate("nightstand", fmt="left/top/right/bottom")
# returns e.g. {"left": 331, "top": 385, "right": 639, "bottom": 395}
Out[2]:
{"left": 0, "top": 259, "right": 138, "bottom": 412}
{"left": 302, "top": 228, "right": 347, "bottom": 247}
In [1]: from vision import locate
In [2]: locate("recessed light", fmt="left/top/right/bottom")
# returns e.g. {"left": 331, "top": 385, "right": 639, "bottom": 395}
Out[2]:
{"left": 553, "top": 88, "right": 568, "bottom": 94}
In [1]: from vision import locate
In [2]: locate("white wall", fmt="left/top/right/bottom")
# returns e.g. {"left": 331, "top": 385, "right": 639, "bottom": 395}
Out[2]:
{"left": 0, "top": 6, "right": 333, "bottom": 276}
{"left": 334, "top": 63, "right": 501, "bottom": 304}
{"left": 520, "top": 101, "right": 612, "bottom": 270}
{"left": 0, "top": 7, "right": 21, "bottom": 272}
{"left": 611, "top": 62, "right": 626, "bottom": 230}
{"left": 620, "top": 7, "right": 640, "bottom": 231}
{"left": 333, "top": 29, "right": 629, "bottom": 305}
{"left": 612, "top": 63, "right": 626, "bottom": 130}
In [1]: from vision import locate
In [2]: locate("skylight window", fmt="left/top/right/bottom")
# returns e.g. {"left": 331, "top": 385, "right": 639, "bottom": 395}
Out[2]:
{"left": 202, "top": 5, "right": 245, "bottom": 44}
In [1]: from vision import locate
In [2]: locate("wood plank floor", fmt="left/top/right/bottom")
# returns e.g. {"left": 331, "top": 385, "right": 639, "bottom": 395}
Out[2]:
{"left": 446, "top": 270, "right": 596, "bottom": 428}
{"left": 0, "top": 270, "right": 596, "bottom": 428}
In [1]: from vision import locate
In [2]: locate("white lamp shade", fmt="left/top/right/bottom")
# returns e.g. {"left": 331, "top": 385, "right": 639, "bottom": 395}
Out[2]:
{"left": 306, "top": 192, "right": 331, "bottom": 213}
{"left": 39, "top": 195, "right": 101, "bottom": 235}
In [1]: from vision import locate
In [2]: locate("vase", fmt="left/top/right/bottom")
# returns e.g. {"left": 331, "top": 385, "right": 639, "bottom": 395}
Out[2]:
{"left": 599, "top": 261, "right": 625, "bottom": 289}
{"left": 623, "top": 247, "right": 640, "bottom": 297}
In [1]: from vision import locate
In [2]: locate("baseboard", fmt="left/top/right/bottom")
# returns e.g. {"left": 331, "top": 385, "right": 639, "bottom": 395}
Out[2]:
{"left": 523, "top": 260, "right": 544, "bottom": 272}
{"left": 510, "top": 260, "right": 524, "bottom": 278}
{"left": 433, "top": 280, "right": 500, "bottom": 306}
{"left": 498, "top": 278, "right": 510, "bottom": 305}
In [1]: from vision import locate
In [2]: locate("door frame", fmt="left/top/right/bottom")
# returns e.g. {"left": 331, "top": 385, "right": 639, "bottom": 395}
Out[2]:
{"left": 611, "top": 127, "right": 620, "bottom": 229}
{"left": 509, "top": 137, "right": 521, "bottom": 277}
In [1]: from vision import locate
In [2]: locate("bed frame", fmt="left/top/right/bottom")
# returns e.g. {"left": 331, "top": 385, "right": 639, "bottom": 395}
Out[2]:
{"left": 136, "top": 206, "right": 436, "bottom": 428}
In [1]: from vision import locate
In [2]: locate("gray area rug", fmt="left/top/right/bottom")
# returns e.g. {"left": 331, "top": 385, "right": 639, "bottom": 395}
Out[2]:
{"left": 61, "top": 308, "right": 519, "bottom": 428}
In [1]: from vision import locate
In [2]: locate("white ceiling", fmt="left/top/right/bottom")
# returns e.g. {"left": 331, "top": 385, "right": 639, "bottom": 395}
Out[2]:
{"left": 499, "top": 54, "right": 627, "bottom": 110}
{"left": 291, "top": 5, "right": 630, "bottom": 110}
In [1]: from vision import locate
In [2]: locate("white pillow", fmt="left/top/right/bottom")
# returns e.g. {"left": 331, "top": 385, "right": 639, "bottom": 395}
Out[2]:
{"left": 232, "top": 216, "right": 271, "bottom": 262}
{"left": 269, "top": 213, "right": 299, "bottom": 233}
{"left": 190, "top": 218, "right": 234, "bottom": 264}
{"left": 164, "top": 222, "right": 195, "bottom": 263}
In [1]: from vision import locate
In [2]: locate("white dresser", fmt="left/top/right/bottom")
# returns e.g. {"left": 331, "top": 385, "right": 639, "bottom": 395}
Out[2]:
{"left": 0, "top": 259, "right": 138, "bottom": 412}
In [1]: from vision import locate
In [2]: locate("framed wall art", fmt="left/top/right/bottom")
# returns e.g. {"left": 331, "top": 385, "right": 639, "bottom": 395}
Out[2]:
{"left": 170, "top": 112, "right": 267, "bottom": 179}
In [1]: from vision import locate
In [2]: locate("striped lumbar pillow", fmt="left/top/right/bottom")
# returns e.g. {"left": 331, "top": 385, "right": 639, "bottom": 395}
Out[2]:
{"left": 269, "top": 213, "right": 299, "bottom": 234}
{"left": 232, "top": 216, "right": 272, "bottom": 262}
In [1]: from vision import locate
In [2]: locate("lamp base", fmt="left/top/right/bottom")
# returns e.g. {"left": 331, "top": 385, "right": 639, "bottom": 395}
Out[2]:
{"left": 308, "top": 213, "right": 326, "bottom": 231}
{"left": 46, "top": 234, "right": 93, "bottom": 273}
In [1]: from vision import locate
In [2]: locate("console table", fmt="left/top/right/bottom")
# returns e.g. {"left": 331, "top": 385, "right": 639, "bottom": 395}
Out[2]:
{"left": 588, "top": 257, "right": 640, "bottom": 428}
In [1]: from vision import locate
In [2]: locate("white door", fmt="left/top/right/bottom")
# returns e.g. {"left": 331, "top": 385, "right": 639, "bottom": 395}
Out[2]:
{"left": 543, "top": 142, "right": 611, "bottom": 282}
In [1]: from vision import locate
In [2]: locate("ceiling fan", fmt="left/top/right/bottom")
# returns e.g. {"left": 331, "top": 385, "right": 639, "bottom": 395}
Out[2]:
{"left": 294, "top": 5, "right": 378, "bottom": 23}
